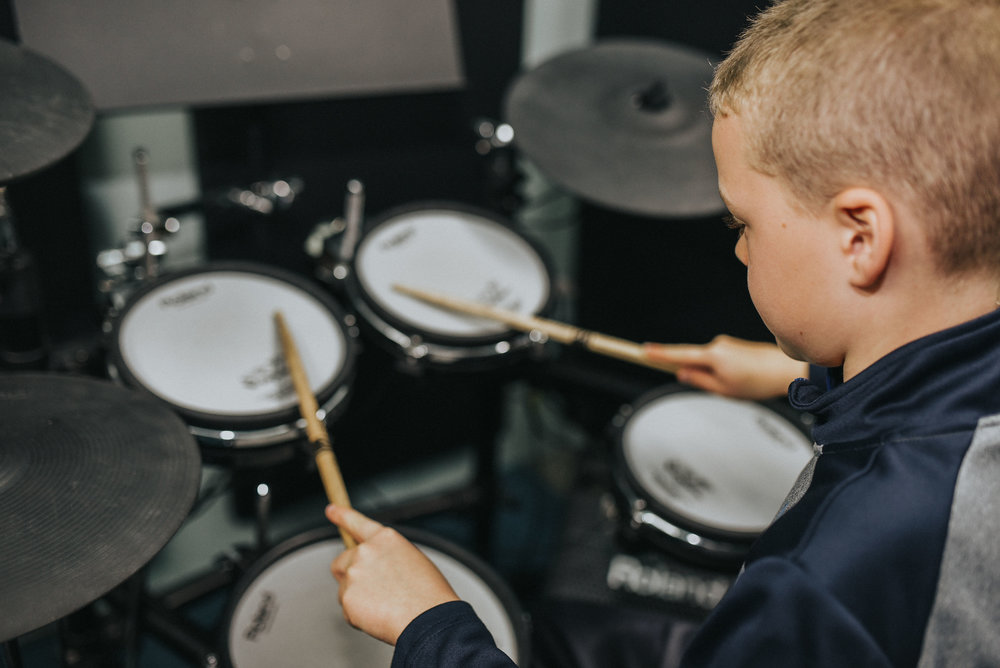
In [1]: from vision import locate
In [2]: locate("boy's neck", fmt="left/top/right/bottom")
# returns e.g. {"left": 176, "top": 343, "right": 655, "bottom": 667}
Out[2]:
{"left": 841, "top": 273, "right": 1000, "bottom": 380}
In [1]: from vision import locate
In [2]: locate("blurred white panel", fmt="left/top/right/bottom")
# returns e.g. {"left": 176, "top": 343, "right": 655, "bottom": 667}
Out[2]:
{"left": 521, "top": 0, "right": 596, "bottom": 67}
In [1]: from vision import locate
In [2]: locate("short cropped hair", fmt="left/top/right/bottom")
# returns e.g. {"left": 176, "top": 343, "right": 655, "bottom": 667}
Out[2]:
{"left": 710, "top": 0, "right": 1000, "bottom": 276}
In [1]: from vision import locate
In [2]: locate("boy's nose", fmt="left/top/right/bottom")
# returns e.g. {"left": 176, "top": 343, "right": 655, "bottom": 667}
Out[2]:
{"left": 735, "top": 234, "right": 749, "bottom": 265}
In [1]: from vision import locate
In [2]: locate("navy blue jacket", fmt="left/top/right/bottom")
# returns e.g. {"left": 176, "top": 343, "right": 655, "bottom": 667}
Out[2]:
{"left": 392, "top": 308, "right": 1000, "bottom": 667}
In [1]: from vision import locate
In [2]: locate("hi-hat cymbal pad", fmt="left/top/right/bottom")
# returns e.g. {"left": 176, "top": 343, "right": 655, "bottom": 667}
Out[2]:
{"left": 0, "top": 373, "right": 201, "bottom": 641}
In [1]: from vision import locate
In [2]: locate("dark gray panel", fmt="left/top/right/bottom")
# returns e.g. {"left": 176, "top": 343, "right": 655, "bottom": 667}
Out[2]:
{"left": 16, "top": 0, "right": 463, "bottom": 110}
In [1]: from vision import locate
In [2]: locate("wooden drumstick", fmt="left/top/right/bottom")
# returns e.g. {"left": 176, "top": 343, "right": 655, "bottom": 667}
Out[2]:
{"left": 274, "top": 311, "right": 357, "bottom": 549}
{"left": 391, "top": 284, "right": 680, "bottom": 374}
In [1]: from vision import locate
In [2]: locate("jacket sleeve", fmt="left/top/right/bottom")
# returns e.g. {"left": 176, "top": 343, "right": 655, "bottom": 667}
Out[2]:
{"left": 681, "top": 557, "right": 892, "bottom": 668}
{"left": 391, "top": 601, "right": 519, "bottom": 668}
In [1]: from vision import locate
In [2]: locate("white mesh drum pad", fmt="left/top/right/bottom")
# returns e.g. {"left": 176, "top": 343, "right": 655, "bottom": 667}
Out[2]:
{"left": 116, "top": 270, "right": 348, "bottom": 417}
{"left": 622, "top": 393, "right": 813, "bottom": 535}
{"left": 226, "top": 539, "right": 521, "bottom": 667}
{"left": 355, "top": 209, "right": 549, "bottom": 338}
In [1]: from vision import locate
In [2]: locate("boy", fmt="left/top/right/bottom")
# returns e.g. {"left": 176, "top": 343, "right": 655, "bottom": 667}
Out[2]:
{"left": 327, "top": 0, "right": 1000, "bottom": 665}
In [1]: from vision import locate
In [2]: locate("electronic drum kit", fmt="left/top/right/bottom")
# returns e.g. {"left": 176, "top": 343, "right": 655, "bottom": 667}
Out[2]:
{"left": 0, "top": 35, "right": 813, "bottom": 667}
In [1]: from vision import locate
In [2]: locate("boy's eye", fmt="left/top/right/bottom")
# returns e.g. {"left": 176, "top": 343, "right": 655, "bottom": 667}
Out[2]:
{"left": 723, "top": 213, "right": 746, "bottom": 238}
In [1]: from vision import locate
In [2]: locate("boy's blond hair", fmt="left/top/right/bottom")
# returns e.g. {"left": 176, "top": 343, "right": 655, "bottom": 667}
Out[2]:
{"left": 710, "top": 0, "right": 1000, "bottom": 276}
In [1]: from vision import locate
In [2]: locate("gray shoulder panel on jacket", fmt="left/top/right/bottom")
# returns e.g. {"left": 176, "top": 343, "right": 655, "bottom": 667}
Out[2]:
{"left": 918, "top": 414, "right": 1000, "bottom": 667}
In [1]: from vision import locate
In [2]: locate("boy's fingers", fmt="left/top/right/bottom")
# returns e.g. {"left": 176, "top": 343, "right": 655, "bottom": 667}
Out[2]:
{"left": 325, "top": 504, "right": 384, "bottom": 543}
{"left": 677, "top": 368, "right": 731, "bottom": 396}
{"left": 330, "top": 548, "right": 353, "bottom": 580}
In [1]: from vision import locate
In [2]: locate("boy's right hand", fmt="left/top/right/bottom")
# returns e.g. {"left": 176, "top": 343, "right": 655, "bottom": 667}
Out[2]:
{"left": 645, "top": 334, "right": 809, "bottom": 399}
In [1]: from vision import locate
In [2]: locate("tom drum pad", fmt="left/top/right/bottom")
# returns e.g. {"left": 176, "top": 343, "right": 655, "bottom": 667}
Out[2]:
{"left": 107, "top": 262, "right": 358, "bottom": 456}
{"left": 613, "top": 387, "right": 813, "bottom": 566}
{"left": 348, "top": 202, "right": 554, "bottom": 368}
{"left": 223, "top": 526, "right": 529, "bottom": 667}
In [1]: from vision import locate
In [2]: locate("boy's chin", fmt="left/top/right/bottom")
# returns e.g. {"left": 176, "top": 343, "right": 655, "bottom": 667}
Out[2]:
{"left": 774, "top": 337, "right": 811, "bottom": 365}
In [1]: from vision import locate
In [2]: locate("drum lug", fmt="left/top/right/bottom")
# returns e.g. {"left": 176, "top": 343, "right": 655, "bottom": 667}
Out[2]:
{"left": 611, "top": 404, "right": 633, "bottom": 429}
{"left": 331, "top": 262, "right": 351, "bottom": 281}
{"left": 404, "top": 336, "right": 429, "bottom": 360}
{"left": 598, "top": 491, "right": 620, "bottom": 522}
{"left": 629, "top": 498, "right": 647, "bottom": 529}
{"left": 527, "top": 329, "right": 549, "bottom": 359}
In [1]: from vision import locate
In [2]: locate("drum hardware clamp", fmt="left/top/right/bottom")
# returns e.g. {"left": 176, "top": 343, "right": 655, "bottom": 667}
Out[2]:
{"left": 308, "top": 179, "right": 365, "bottom": 283}
{"left": 224, "top": 176, "right": 303, "bottom": 216}
{"left": 472, "top": 117, "right": 514, "bottom": 156}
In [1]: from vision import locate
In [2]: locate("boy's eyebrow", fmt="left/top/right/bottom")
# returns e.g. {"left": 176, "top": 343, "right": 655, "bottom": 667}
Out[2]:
{"left": 717, "top": 186, "right": 751, "bottom": 224}
{"left": 718, "top": 187, "right": 736, "bottom": 214}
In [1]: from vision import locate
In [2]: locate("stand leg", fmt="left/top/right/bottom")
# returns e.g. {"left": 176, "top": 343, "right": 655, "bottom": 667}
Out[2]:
{"left": 138, "top": 597, "right": 220, "bottom": 667}
{"left": 472, "top": 383, "right": 508, "bottom": 557}
{"left": 2, "top": 640, "right": 22, "bottom": 668}
{"left": 255, "top": 482, "right": 272, "bottom": 551}
{"left": 121, "top": 572, "right": 145, "bottom": 668}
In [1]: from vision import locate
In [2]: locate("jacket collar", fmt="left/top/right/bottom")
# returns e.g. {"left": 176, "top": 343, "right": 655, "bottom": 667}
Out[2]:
{"left": 789, "top": 308, "right": 1000, "bottom": 448}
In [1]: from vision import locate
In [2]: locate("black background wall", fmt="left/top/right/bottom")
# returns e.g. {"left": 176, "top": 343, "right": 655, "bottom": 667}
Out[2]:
{"left": 1, "top": 1, "right": 770, "bottom": 462}
{"left": 1, "top": 0, "right": 769, "bottom": 350}
{"left": 581, "top": 0, "right": 770, "bottom": 345}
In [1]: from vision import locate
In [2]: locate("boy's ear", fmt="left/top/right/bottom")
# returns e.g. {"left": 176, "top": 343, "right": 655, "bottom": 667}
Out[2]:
{"left": 832, "top": 187, "right": 894, "bottom": 289}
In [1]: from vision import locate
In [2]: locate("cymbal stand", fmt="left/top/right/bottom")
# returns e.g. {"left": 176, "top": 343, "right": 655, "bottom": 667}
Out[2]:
{"left": 109, "top": 477, "right": 276, "bottom": 667}
{"left": 255, "top": 482, "right": 273, "bottom": 550}
{"left": 0, "top": 187, "right": 49, "bottom": 369}
{"left": 104, "top": 569, "right": 222, "bottom": 668}
{"left": 471, "top": 118, "right": 522, "bottom": 216}
{"left": 95, "top": 148, "right": 181, "bottom": 313}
